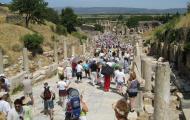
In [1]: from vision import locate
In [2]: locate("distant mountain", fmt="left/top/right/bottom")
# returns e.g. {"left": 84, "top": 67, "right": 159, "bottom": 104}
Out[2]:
{"left": 55, "top": 7, "right": 187, "bottom": 14}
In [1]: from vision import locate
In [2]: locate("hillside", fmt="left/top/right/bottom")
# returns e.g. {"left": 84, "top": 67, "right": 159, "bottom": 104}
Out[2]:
{"left": 0, "top": 6, "right": 83, "bottom": 75}
{"left": 55, "top": 7, "right": 187, "bottom": 15}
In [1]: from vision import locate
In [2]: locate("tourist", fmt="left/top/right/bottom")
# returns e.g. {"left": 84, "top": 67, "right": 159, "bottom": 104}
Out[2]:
{"left": 83, "top": 61, "right": 90, "bottom": 79}
{"left": 22, "top": 74, "right": 33, "bottom": 105}
{"left": 90, "top": 60, "right": 98, "bottom": 86}
{"left": 64, "top": 64, "right": 73, "bottom": 80}
{"left": 0, "top": 74, "right": 10, "bottom": 92}
{"left": 112, "top": 98, "right": 130, "bottom": 120}
{"left": 57, "top": 75, "right": 68, "bottom": 108}
{"left": 76, "top": 61, "right": 83, "bottom": 83}
{"left": 124, "top": 57, "right": 129, "bottom": 74}
{"left": 72, "top": 61, "right": 77, "bottom": 77}
{"left": 40, "top": 82, "right": 55, "bottom": 120}
{"left": 127, "top": 72, "right": 139, "bottom": 112}
{"left": 80, "top": 95, "right": 88, "bottom": 120}
{"left": 0, "top": 92, "right": 11, "bottom": 117}
{"left": 58, "top": 64, "right": 64, "bottom": 78}
{"left": 101, "top": 63, "right": 114, "bottom": 92}
{"left": 7, "top": 98, "right": 32, "bottom": 120}
{"left": 0, "top": 77, "right": 9, "bottom": 92}
{"left": 115, "top": 68, "right": 125, "bottom": 95}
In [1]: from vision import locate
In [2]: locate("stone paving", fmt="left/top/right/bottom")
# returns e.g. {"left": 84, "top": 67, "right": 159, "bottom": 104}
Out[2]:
{"left": 12, "top": 75, "right": 124, "bottom": 120}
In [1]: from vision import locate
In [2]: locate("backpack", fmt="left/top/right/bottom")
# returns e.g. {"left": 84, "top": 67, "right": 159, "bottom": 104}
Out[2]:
{"left": 44, "top": 87, "right": 54, "bottom": 101}
{"left": 66, "top": 88, "right": 81, "bottom": 119}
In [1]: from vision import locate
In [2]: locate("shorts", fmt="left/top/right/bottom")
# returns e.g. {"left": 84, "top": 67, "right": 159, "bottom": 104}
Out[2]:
{"left": 128, "top": 92, "right": 138, "bottom": 97}
{"left": 117, "top": 82, "right": 124, "bottom": 86}
{"left": 85, "top": 70, "right": 89, "bottom": 74}
{"left": 44, "top": 100, "right": 54, "bottom": 109}
{"left": 59, "top": 90, "right": 67, "bottom": 97}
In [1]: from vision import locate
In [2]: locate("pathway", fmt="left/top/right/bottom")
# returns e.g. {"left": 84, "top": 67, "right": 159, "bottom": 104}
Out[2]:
{"left": 12, "top": 75, "right": 124, "bottom": 120}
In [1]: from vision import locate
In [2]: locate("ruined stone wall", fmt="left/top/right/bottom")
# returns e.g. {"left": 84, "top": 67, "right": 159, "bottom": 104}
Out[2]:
{"left": 149, "top": 28, "right": 190, "bottom": 79}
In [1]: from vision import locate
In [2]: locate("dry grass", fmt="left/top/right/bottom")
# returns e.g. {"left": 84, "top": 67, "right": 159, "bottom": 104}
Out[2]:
{"left": 0, "top": 23, "right": 33, "bottom": 63}
{"left": 30, "top": 22, "right": 57, "bottom": 51}
{"left": 175, "top": 13, "right": 190, "bottom": 29}
{"left": 0, "top": 6, "right": 9, "bottom": 16}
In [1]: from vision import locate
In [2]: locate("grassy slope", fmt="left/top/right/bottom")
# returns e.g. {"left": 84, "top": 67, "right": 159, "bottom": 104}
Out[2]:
{"left": 0, "top": 23, "right": 33, "bottom": 63}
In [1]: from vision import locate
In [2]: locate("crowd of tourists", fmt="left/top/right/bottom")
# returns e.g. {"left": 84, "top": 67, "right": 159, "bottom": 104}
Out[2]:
{"left": 0, "top": 32, "right": 140, "bottom": 120}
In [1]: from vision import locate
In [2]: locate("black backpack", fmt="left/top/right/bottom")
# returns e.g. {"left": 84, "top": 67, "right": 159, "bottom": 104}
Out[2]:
{"left": 44, "top": 87, "right": 55, "bottom": 101}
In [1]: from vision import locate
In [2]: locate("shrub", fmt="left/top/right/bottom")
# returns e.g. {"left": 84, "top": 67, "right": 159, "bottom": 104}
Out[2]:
{"left": 94, "top": 24, "right": 104, "bottom": 32}
{"left": 11, "top": 43, "right": 22, "bottom": 52}
{"left": 22, "top": 33, "right": 44, "bottom": 56}
{"left": 56, "top": 24, "right": 67, "bottom": 36}
{"left": 71, "top": 32, "right": 87, "bottom": 44}
{"left": 184, "top": 42, "right": 190, "bottom": 52}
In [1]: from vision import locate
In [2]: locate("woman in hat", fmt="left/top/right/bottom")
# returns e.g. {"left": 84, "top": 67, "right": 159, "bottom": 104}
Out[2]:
{"left": 113, "top": 98, "right": 130, "bottom": 120}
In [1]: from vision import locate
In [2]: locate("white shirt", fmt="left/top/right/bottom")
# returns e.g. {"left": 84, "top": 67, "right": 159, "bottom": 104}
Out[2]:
{"left": 7, "top": 108, "right": 20, "bottom": 120}
{"left": 65, "top": 66, "right": 72, "bottom": 75}
{"left": 22, "top": 78, "right": 32, "bottom": 95}
{"left": 76, "top": 64, "right": 83, "bottom": 73}
{"left": 115, "top": 71, "right": 125, "bottom": 83}
{"left": 0, "top": 100, "right": 11, "bottom": 115}
{"left": 57, "top": 81, "right": 67, "bottom": 90}
{"left": 58, "top": 67, "right": 64, "bottom": 74}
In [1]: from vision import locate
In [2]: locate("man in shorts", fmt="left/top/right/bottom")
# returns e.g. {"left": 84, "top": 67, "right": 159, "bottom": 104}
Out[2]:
{"left": 40, "top": 82, "right": 55, "bottom": 120}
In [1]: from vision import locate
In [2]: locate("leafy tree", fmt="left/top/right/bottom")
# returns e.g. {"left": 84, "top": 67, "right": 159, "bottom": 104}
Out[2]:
{"left": 22, "top": 33, "right": 44, "bottom": 56}
{"left": 56, "top": 24, "right": 67, "bottom": 36}
{"left": 94, "top": 24, "right": 104, "bottom": 32}
{"left": 118, "top": 15, "right": 124, "bottom": 21}
{"left": 45, "top": 8, "right": 60, "bottom": 24}
{"left": 61, "top": 7, "right": 78, "bottom": 33}
{"left": 10, "top": 0, "right": 48, "bottom": 28}
{"left": 188, "top": 2, "right": 190, "bottom": 13}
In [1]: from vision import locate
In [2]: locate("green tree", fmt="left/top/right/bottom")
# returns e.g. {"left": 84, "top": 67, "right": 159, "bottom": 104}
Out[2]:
{"left": 188, "top": 2, "right": 190, "bottom": 13}
{"left": 56, "top": 24, "right": 67, "bottom": 36}
{"left": 61, "top": 7, "right": 78, "bottom": 33}
{"left": 45, "top": 8, "right": 60, "bottom": 24}
{"left": 10, "top": 0, "right": 48, "bottom": 28}
{"left": 118, "top": 15, "right": 124, "bottom": 21}
{"left": 22, "top": 33, "right": 44, "bottom": 56}
{"left": 94, "top": 24, "right": 104, "bottom": 32}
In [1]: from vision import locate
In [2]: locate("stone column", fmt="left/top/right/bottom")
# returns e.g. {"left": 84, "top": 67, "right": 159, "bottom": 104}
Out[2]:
{"left": 63, "top": 40, "right": 67, "bottom": 59}
{"left": 0, "top": 49, "right": 3, "bottom": 74}
{"left": 72, "top": 46, "right": 75, "bottom": 56}
{"left": 23, "top": 48, "right": 29, "bottom": 73}
{"left": 154, "top": 62, "right": 170, "bottom": 120}
{"left": 83, "top": 43, "right": 86, "bottom": 55}
{"left": 54, "top": 41, "right": 58, "bottom": 64}
{"left": 141, "top": 56, "right": 152, "bottom": 92}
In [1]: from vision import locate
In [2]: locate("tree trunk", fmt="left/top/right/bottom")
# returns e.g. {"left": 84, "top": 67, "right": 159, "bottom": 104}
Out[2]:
{"left": 25, "top": 17, "right": 30, "bottom": 28}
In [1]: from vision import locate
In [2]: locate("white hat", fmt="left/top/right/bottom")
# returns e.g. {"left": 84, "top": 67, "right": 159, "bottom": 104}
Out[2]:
{"left": 0, "top": 92, "right": 7, "bottom": 98}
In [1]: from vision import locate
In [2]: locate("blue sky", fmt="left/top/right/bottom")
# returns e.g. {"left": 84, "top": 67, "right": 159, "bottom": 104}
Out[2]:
{"left": 0, "top": 0, "right": 189, "bottom": 9}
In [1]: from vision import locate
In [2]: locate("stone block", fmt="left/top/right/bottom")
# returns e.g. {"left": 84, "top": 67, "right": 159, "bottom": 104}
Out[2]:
{"left": 180, "top": 99, "right": 190, "bottom": 109}
{"left": 170, "top": 95, "right": 177, "bottom": 102}
{"left": 144, "top": 104, "right": 154, "bottom": 114}
{"left": 144, "top": 97, "right": 153, "bottom": 105}
{"left": 176, "top": 92, "right": 183, "bottom": 99}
